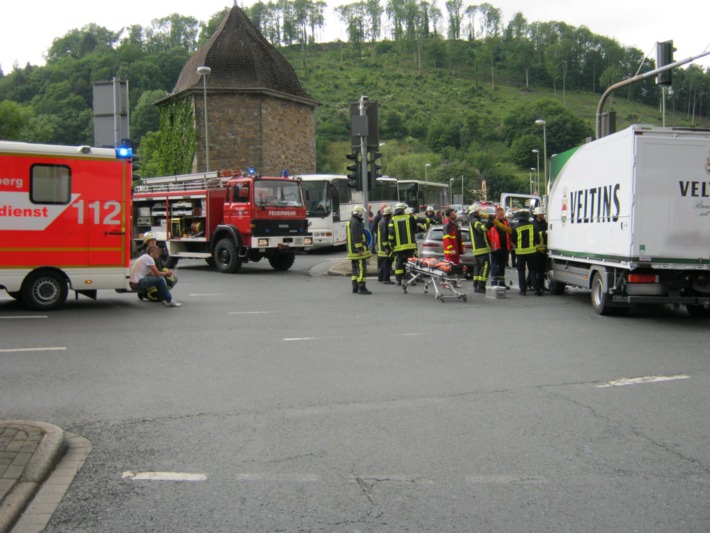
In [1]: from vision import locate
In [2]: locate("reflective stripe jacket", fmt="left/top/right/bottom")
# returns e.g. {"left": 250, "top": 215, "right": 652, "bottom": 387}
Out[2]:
{"left": 442, "top": 220, "right": 464, "bottom": 264}
{"left": 389, "top": 213, "right": 417, "bottom": 253}
{"left": 532, "top": 218, "right": 548, "bottom": 253}
{"left": 377, "top": 215, "right": 392, "bottom": 257}
{"left": 512, "top": 221, "right": 537, "bottom": 255}
{"left": 468, "top": 216, "right": 492, "bottom": 255}
{"left": 346, "top": 216, "right": 372, "bottom": 260}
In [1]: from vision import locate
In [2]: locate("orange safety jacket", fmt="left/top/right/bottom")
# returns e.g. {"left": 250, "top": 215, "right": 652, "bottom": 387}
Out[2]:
{"left": 488, "top": 219, "right": 512, "bottom": 252}
{"left": 442, "top": 220, "right": 464, "bottom": 264}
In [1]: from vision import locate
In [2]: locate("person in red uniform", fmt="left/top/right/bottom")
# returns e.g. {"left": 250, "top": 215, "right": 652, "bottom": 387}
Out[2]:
{"left": 442, "top": 207, "right": 464, "bottom": 264}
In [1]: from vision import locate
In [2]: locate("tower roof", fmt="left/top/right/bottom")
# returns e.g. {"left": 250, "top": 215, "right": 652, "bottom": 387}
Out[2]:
{"left": 171, "top": 5, "right": 317, "bottom": 106}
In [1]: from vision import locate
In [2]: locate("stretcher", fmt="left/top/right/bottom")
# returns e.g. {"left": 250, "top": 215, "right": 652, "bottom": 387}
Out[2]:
{"left": 403, "top": 257, "right": 468, "bottom": 303}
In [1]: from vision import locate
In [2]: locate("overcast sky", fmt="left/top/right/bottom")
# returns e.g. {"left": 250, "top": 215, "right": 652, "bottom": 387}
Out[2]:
{"left": 2, "top": 0, "right": 708, "bottom": 72}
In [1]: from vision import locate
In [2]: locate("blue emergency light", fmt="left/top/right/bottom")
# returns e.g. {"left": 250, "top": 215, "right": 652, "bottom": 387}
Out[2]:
{"left": 116, "top": 146, "right": 133, "bottom": 159}
{"left": 248, "top": 167, "right": 256, "bottom": 176}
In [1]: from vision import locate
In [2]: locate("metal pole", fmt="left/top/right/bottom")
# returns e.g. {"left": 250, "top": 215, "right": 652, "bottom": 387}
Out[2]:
{"left": 359, "top": 95, "right": 368, "bottom": 215}
{"left": 541, "top": 124, "right": 547, "bottom": 196}
{"left": 197, "top": 66, "right": 212, "bottom": 172}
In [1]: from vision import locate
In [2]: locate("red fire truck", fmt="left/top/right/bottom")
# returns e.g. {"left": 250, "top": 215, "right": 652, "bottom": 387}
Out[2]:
{"left": 0, "top": 141, "right": 133, "bottom": 310}
{"left": 132, "top": 168, "right": 312, "bottom": 272}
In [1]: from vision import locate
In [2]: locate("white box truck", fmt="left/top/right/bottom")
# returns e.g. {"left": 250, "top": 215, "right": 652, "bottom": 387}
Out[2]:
{"left": 546, "top": 125, "right": 710, "bottom": 315}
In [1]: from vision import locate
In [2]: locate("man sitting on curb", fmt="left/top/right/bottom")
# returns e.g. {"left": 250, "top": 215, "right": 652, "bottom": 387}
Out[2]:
{"left": 129, "top": 245, "right": 181, "bottom": 307}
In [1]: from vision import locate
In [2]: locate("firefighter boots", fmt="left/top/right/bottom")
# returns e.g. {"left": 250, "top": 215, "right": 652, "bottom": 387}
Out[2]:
{"left": 352, "top": 280, "right": 359, "bottom": 294}
{"left": 358, "top": 283, "right": 372, "bottom": 295}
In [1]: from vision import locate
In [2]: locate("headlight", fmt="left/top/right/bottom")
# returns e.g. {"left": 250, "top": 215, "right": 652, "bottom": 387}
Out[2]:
{"left": 304, "top": 237, "right": 313, "bottom": 246}
{"left": 257, "top": 238, "right": 269, "bottom": 247}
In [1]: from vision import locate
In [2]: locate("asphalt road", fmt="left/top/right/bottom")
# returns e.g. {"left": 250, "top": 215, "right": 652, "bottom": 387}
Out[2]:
{"left": 1, "top": 251, "right": 709, "bottom": 532}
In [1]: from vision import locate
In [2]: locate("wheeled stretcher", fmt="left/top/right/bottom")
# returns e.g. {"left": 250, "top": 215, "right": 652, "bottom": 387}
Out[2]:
{"left": 403, "top": 257, "right": 468, "bottom": 303}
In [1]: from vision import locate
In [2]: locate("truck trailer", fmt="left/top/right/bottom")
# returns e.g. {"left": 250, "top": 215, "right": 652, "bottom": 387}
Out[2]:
{"left": 546, "top": 125, "right": 710, "bottom": 315}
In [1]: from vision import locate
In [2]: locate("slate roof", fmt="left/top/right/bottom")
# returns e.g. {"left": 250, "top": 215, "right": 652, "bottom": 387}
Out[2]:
{"left": 170, "top": 5, "right": 317, "bottom": 106}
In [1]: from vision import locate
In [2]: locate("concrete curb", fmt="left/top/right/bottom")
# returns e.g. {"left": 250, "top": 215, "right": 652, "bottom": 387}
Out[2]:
{"left": 0, "top": 420, "right": 66, "bottom": 533}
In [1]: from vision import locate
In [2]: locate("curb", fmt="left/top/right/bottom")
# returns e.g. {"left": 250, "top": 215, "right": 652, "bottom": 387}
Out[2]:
{"left": 0, "top": 420, "right": 66, "bottom": 533}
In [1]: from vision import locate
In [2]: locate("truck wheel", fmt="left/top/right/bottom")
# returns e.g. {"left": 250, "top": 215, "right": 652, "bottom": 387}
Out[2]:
{"left": 591, "top": 272, "right": 615, "bottom": 316}
{"left": 268, "top": 252, "right": 295, "bottom": 271}
{"left": 214, "top": 238, "right": 242, "bottom": 273}
{"left": 22, "top": 270, "right": 68, "bottom": 311}
{"left": 548, "top": 279, "right": 566, "bottom": 295}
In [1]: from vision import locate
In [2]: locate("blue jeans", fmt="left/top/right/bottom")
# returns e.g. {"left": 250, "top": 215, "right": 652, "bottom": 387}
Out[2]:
{"left": 133, "top": 276, "right": 172, "bottom": 302}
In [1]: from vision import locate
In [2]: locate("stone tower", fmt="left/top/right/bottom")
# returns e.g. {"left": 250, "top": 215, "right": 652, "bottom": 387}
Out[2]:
{"left": 159, "top": 5, "right": 319, "bottom": 175}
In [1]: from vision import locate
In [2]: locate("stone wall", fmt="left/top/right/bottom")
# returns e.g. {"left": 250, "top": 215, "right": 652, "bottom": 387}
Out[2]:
{"left": 193, "top": 92, "right": 316, "bottom": 176}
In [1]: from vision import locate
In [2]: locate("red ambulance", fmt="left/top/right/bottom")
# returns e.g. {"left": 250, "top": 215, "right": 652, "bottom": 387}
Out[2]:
{"left": 0, "top": 141, "right": 133, "bottom": 310}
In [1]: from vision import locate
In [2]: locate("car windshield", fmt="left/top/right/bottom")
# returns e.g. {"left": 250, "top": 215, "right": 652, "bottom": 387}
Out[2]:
{"left": 254, "top": 180, "right": 304, "bottom": 207}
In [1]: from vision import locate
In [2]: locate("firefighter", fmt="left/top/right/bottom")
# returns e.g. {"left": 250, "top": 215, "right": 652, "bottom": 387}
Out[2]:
{"left": 468, "top": 203, "right": 493, "bottom": 293}
{"left": 532, "top": 207, "right": 548, "bottom": 295}
{"left": 488, "top": 207, "right": 512, "bottom": 288}
{"left": 129, "top": 245, "right": 181, "bottom": 307}
{"left": 138, "top": 233, "right": 177, "bottom": 302}
{"left": 442, "top": 208, "right": 464, "bottom": 264}
{"left": 346, "top": 205, "right": 372, "bottom": 294}
{"left": 424, "top": 206, "right": 441, "bottom": 229}
{"left": 377, "top": 206, "right": 395, "bottom": 284}
{"left": 389, "top": 202, "right": 418, "bottom": 286}
{"left": 511, "top": 210, "right": 539, "bottom": 295}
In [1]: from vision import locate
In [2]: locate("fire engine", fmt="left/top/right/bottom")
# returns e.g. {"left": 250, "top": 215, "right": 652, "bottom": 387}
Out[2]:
{"left": 132, "top": 168, "right": 313, "bottom": 272}
{"left": 0, "top": 141, "right": 133, "bottom": 310}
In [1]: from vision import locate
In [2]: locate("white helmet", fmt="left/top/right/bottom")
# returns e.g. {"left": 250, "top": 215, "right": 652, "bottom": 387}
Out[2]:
{"left": 426, "top": 206, "right": 434, "bottom": 212}
{"left": 383, "top": 206, "right": 393, "bottom": 215}
{"left": 533, "top": 207, "right": 545, "bottom": 216}
{"left": 468, "top": 202, "right": 482, "bottom": 214}
{"left": 352, "top": 205, "right": 365, "bottom": 216}
{"left": 395, "top": 202, "right": 407, "bottom": 210}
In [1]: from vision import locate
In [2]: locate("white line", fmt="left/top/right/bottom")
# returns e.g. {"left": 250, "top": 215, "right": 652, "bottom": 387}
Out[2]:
{"left": 466, "top": 475, "right": 548, "bottom": 484}
{"left": 188, "top": 293, "right": 221, "bottom": 296}
{"left": 283, "top": 337, "right": 325, "bottom": 341}
{"left": 597, "top": 375, "right": 690, "bottom": 388}
{"left": 0, "top": 347, "right": 66, "bottom": 353}
{"left": 0, "top": 316, "right": 48, "bottom": 320}
{"left": 401, "top": 333, "right": 423, "bottom": 336}
{"left": 122, "top": 471, "right": 207, "bottom": 482}
{"left": 228, "top": 311, "right": 276, "bottom": 315}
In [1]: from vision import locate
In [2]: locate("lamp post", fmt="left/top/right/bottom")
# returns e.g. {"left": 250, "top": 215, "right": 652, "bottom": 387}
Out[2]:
{"left": 424, "top": 163, "right": 432, "bottom": 182}
{"left": 449, "top": 178, "right": 455, "bottom": 204}
{"left": 532, "top": 149, "right": 540, "bottom": 194}
{"left": 529, "top": 168, "right": 535, "bottom": 195}
{"left": 535, "top": 119, "right": 547, "bottom": 194}
{"left": 197, "top": 66, "right": 212, "bottom": 172}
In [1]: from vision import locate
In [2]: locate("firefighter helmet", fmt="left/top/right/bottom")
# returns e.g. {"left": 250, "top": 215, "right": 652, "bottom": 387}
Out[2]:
{"left": 352, "top": 205, "right": 365, "bottom": 216}
{"left": 143, "top": 232, "right": 156, "bottom": 244}
{"left": 468, "top": 202, "right": 482, "bottom": 214}
{"left": 533, "top": 207, "right": 545, "bottom": 216}
{"left": 383, "top": 206, "right": 393, "bottom": 215}
{"left": 395, "top": 202, "right": 407, "bottom": 210}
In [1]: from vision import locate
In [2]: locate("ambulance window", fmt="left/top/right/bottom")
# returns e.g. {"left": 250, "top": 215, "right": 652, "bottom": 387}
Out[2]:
{"left": 30, "top": 165, "right": 71, "bottom": 204}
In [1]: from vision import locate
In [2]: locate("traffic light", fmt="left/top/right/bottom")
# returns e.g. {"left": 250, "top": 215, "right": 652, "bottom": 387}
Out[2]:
{"left": 368, "top": 151, "right": 383, "bottom": 189}
{"left": 346, "top": 151, "right": 362, "bottom": 190}
{"left": 656, "top": 40, "right": 674, "bottom": 86}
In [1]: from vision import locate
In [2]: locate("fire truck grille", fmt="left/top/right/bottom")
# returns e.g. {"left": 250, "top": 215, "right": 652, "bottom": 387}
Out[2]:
{"left": 252, "top": 219, "right": 308, "bottom": 237}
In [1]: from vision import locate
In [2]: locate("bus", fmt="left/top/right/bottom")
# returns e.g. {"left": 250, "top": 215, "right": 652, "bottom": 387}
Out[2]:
{"left": 297, "top": 174, "right": 361, "bottom": 249}
{"left": 369, "top": 179, "right": 450, "bottom": 213}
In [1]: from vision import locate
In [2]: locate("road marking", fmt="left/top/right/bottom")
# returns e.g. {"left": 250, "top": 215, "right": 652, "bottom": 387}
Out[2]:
{"left": 235, "top": 473, "right": 319, "bottom": 482}
{"left": 0, "top": 315, "right": 48, "bottom": 319}
{"left": 401, "top": 333, "right": 423, "bottom": 336}
{"left": 122, "top": 471, "right": 207, "bottom": 482}
{"left": 228, "top": 311, "right": 277, "bottom": 315}
{"left": 188, "top": 293, "right": 221, "bottom": 296}
{"left": 597, "top": 375, "right": 690, "bottom": 388}
{"left": 0, "top": 347, "right": 66, "bottom": 353}
{"left": 283, "top": 337, "right": 326, "bottom": 341}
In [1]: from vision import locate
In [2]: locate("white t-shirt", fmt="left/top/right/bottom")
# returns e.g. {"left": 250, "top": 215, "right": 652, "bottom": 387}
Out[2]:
{"left": 130, "top": 254, "right": 156, "bottom": 284}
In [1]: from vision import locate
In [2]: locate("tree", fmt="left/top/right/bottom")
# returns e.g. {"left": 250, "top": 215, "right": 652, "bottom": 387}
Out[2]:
{"left": 46, "top": 24, "right": 119, "bottom": 62}
{"left": 131, "top": 90, "right": 168, "bottom": 143}
{"left": 0, "top": 100, "right": 32, "bottom": 140}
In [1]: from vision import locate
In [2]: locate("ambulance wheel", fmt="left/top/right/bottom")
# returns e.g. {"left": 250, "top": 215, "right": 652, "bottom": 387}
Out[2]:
{"left": 591, "top": 272, "right": 614, "bottom": 316}
{"left": 22, "top": 270, "right": 68, "bottom": 311}
{"left": 268, "top": 252, "right": 295, "bottom": 271}
{"left": 214, "top": 238, "right": 242, "bottom": 273}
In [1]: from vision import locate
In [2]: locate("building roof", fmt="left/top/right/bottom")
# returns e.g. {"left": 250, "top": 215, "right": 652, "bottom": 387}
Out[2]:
{"left": 170, "top": 5, "right": 317, "bottom": 106}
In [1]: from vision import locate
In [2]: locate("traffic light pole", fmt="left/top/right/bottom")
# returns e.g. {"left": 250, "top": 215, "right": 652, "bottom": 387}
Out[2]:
{"left": 359, "top": 95, "right": 369, "bottom": 216}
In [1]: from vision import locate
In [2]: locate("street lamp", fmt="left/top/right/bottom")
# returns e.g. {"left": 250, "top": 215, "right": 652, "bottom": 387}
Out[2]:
{"left": 449, "top": 178, "right": 455, "bottom": 203}
{"left": 529, "top": 168, "right": 535, "bottom": 195}
{"left": 424, "top": 163, "right": 432, "bottom": 182}
{"left": 535, "top": 119, "right": 547, "bottom": 194}
{"left": 532, "top": 149, "right": 540, "bottom": 194}
{"left": 197, "top": 66, "right": 212, "bottom": 172}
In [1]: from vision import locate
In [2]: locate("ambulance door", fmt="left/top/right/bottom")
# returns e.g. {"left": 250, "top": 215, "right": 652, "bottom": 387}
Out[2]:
{"left": 84, "top": 159, "right": 130, "bottom": 267}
